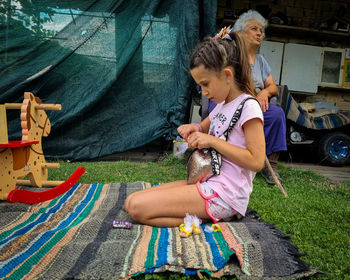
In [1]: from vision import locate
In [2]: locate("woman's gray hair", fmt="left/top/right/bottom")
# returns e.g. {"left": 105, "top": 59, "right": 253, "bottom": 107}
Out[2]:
{"left": 232, "top": 10, "right": 267, "bottom": 36}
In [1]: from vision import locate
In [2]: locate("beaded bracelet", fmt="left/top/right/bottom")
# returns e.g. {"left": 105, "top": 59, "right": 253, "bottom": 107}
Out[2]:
{"left": 192, "top": 123, "right": 202, "bottom": 132}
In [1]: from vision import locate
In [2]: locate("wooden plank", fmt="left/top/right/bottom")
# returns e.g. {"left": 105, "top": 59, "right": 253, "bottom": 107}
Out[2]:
{"left": 0, "top": 105, "right": 8, "bottom": 144}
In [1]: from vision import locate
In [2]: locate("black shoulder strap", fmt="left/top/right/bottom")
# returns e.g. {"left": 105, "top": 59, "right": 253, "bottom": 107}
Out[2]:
{"left": 210, "top": 96, "right": 259, "bottom": 176}
{"left": 223, "top": 97, "right": 259, "bottom": 140}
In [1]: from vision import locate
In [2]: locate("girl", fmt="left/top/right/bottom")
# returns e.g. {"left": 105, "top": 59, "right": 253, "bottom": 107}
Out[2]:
{"left": 207, "top": 11, "right": 287, "bottom": 185}
{"left": 124, "top": 32, "right": 265, "bottom": 227}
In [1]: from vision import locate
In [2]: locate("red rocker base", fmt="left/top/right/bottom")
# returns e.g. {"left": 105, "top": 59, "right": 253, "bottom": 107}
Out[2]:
{"left": 7, "top": 167, "right": 85, "bottom": 204}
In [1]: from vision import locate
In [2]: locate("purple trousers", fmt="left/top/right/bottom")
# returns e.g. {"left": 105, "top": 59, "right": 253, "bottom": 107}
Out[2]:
{"left": 208, "top": 101, "right": 287, "bottom": 156}
{"left": 263, "top": 104, "right": 287, "bottom": 155}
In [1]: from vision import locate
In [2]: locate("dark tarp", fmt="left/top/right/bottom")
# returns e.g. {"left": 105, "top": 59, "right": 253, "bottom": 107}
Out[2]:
{"left": 0, "top": 0, "right": 217, "bottom": 160}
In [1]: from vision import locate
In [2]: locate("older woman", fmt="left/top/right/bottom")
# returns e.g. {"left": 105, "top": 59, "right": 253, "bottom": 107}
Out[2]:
{"left": 207, "top": 10, "right": 287, "bottom": 184}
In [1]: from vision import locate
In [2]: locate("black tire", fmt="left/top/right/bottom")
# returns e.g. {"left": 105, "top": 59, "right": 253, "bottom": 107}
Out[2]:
{"left": 318, "top": 132, "right": 350, "bottom": 166}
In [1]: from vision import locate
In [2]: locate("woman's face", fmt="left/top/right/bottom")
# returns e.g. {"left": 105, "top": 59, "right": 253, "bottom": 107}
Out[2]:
{"left": 244, "top": 20, "right": 263, "bottom": 48}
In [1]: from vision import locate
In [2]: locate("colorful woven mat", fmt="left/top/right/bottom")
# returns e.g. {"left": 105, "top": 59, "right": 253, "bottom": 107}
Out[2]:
{"left": 0, "top": 182, "right": 318, "bottom": 279}
{"left": 278, "top": 85, "right": 350, "bottom": 130}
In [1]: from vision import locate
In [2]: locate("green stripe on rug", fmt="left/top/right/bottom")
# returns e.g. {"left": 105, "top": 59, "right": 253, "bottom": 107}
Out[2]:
{"left": 213, "top": 230, "right": 234, "bottom": 261}
{"left": 144, "top": 226, "right": 159, "bottom": 269}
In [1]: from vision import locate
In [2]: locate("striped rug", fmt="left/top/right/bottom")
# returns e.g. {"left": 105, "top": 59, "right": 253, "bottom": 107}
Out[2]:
{"left": 278, "top": 85, "right": 350, "bottom": 130}
{"left": 0, "top": 182, "right": 317, "bottom": 279}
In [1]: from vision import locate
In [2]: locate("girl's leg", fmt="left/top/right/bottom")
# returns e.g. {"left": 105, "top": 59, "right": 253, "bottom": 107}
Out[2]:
{"left": 124, "top": 180, "right": 187, "bottom": 212}
{"left": 126, "top": 182, "right": 210, "bottom": 227}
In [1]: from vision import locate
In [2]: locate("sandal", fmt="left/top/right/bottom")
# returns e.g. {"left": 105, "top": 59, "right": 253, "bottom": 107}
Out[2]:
{"left": 179, "top": 223, "right": 192, "bottom": 238}
{"left": 211, "top": 224, "right": 222, "bottom": 232}
{"left": 261, "top": 169, "right": 283, "bottom": 185}
{"left": 192, "top": 223, "right": 201, "bottom": 235}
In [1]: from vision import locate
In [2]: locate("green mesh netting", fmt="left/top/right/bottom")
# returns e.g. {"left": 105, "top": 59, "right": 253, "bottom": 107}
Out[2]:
{"left": 0, "top": 0, "right": 217, "bottom": 160}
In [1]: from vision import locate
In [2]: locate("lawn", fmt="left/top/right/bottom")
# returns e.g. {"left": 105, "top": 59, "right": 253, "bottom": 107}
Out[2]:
{"left": 49, "top": 155, "right": 350, "bottom": 280}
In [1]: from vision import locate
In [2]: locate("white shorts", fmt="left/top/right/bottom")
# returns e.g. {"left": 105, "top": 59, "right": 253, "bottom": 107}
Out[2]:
{"left": 197, "top": 181, "right": 237, "bottom": 223}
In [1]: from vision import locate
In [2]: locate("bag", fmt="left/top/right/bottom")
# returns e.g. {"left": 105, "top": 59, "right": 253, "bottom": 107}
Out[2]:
{"left": 186, "top": 97, "right": 256, "bottom": 184}
{"left": 186, "top": 148, "right": 220, "bottom": 184}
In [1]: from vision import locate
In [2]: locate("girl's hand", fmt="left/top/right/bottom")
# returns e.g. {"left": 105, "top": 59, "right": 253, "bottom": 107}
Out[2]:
{"left": 187, "top": 132, "right": 213, "bottom": 149}
{"left": 177, "top": 124, "right": 200, "bottom": 140}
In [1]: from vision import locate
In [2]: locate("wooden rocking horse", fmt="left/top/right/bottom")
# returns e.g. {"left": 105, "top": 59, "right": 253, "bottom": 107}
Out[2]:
{"left": 0, "top": 92, "right": 84, "bottom": 204}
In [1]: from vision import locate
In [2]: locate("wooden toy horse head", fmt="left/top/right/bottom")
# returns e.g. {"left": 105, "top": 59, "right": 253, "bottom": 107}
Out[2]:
{"left": 21, "top": 92, "right": 51, "bottom": 142}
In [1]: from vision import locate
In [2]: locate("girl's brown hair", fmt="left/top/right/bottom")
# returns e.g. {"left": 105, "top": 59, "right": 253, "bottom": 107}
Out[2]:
{"left": 189, "top": 32, "right": 256, "bottom": 97}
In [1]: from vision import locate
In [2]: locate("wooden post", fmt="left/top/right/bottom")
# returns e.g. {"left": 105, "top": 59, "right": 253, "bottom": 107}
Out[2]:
{"left": 5, "top": 103, "right": 62, "bottom": 111}
{"left": 16, "top": 180, "right": 64, "bottom": 187}
{"left": 0, "top": 105, "right": 8, "bottom": 144}
{"left": 4, "top": 103, "right": 22, "bottom": 110}
{"left": 42, "top": 163, "right": 60, "bottom": 169}
{"left": 35, "top": 104, "right": 62, "bottom": 111}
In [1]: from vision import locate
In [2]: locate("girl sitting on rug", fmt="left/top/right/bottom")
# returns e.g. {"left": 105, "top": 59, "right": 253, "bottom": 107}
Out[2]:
{"left": 124, "top": 32, "right": 265, "bottom": 228}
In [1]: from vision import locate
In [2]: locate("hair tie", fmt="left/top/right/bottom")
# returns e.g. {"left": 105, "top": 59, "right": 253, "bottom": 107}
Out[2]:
{"left": 214, "top": 26, "right": 232, "bottom": 41}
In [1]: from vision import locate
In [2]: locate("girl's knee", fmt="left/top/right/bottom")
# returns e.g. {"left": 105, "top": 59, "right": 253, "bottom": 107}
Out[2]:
{"left": 124, "top": 193, "right": 132, "bottom": 212}
{"left": 124, "top": 192, "right": 138, "bottom": 213}
{"left": 125, "top": 196, "right": 145, "bottom": 223}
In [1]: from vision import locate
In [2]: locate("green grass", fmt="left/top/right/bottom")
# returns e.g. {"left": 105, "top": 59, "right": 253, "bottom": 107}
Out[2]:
{"left": 49, "top": 155, "right": 350, "bottom": 280}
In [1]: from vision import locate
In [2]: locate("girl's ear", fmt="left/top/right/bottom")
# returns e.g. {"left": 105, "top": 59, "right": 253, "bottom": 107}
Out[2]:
{"left": 223, "top": 67, "right": 234, "bottom": 81}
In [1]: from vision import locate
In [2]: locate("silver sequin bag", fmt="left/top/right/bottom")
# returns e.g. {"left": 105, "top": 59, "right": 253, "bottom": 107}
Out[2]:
{"left": 186, "top": 148, "right": 220, "bottom": 184}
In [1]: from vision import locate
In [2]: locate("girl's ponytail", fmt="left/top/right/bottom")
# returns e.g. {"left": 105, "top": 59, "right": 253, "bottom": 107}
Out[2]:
{"left": 229, "top": 32, "right": 256, "bottom": 97}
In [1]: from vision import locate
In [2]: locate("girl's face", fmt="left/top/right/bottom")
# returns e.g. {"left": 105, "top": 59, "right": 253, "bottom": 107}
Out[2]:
{"left": 244, "top": 20, "right": 263, "bottom": 47}
{"left": 190, "top": 65, "right": 232, "bottom": 104}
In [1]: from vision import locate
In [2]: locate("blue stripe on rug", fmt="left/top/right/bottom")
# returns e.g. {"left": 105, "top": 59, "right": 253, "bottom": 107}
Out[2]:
{"left": 144, "top": 268, "right": 155, "bottom": 274}
{"left": 155, "top": 227, "right": 169, "bottom": 268}
{"left": 185, "top": 268, "right": 198, "bottom": 275}
{"left": 202, "top": 224, "right": 227, "bottom": 270}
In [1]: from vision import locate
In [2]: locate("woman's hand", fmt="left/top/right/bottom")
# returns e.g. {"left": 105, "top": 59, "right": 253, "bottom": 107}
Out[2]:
{"left": 187, "top": 132, "right": 214, "bottom": 149}
{"left": 257, "top": 90, "right": 269, "bottom": 112}
{"left": 177, "top": 124, "right": 200, "bottom": 140}
{"left": 257, "top": 74, "right": 278, "bottom": 112}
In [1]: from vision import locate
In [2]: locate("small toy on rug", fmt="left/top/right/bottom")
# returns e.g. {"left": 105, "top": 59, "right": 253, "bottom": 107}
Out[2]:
{"left": 179, "top": 213, "right": 193, "bottom": 237}
{"left": 179, "top": 213, "right": 202, "bottom": 237}
{"left": 204, "top": 224, "right": 222, "bottom": 233}
{"left": 192, "top": 215, "right": 202, "bottom": 235}
{"left": 112, "top": 220, "right": 133, "bottom": 229}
